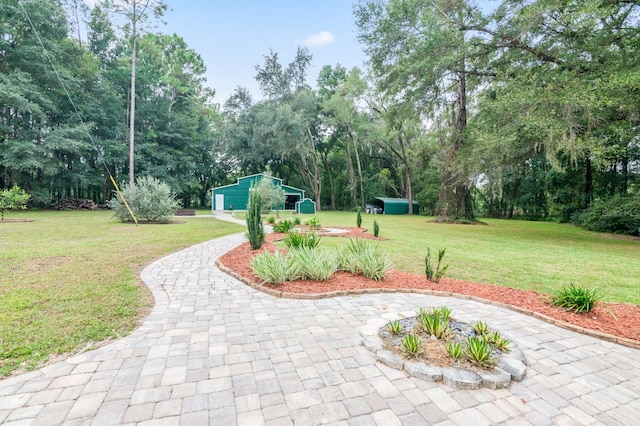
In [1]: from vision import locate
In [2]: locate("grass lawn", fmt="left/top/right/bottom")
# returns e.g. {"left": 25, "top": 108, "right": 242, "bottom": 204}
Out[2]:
{"left": 289, "top": 212, "right": 640, "bottom": 305}
{"left": 0, "top": 210, "right": 242, "bottom": 377}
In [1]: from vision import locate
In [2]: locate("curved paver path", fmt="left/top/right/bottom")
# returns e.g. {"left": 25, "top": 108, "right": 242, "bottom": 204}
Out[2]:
{"left": 1, "top": 231, "right": 640, "bottom": 425}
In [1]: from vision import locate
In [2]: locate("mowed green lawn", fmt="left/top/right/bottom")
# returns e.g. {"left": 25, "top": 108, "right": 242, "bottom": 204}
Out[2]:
{"left": 0, "top": 210, "right": 242, "bottom": 377}
{"left": 1, "top": 209, "right": 638, "bottom": 377}
{"left": 296, "top": 212, "right": 639, "bottom": 305}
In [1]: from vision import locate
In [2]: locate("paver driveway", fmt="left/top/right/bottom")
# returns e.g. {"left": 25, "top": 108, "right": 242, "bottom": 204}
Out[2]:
{"left": 1, "top": 232, "right": 639, "bottom": 425}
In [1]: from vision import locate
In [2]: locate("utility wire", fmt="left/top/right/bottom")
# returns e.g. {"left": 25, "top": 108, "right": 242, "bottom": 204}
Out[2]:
{"left": 17, "top": 0, "right": 138, "bottom": 224}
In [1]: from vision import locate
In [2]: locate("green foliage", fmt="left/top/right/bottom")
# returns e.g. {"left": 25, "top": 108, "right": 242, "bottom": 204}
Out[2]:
{"left": 373, "top": 219, "right": 379, "bottom": 237}
{"left": 305, "top": 216, "right": 322, "bottom": 229}
{"left": 551, "top": 283, "right": 602, "bottom": 313}
{"left": 465, "top": 337, "right": 495, "bottom": 368}
{"left": 256, "top": 177, "right": 286, "bottom": 213}
{"left": 386, "top": 320, "right": 403, "bottom": 334}
{"left": 401, "top": 335, "right": 422, "bottom": 357}
{"left": 251, "top": 251, "right": 298, "bottom": 285}
{"left": 273, "top": 219, "right": 295, "bottom": 233}
{"left": 356, "top": 207, "right": 363, "bottom": 228}
{"left": 417, "top": 308, "right": 451, "bottom": 339}
{"left": 283, "top": 232, "right": 321, "bottom": 250}
{"left": 294, "top": 216, "right": 301, "bottom": 225}
{"left": 336, "top": 238, "right": 393, "bottom": 281}
{"left": 266, "top": 215, "right": 276, "bottom": 224}
{"left": 471, "top": 320, "right": 489, "bottom": 336}
{"left": 446, "top": 341, "right": 464, "bottom": 360}
{"left": 0, "top": 186, "right": 31, "bottom": 219}
{"left": 424, "top": 248, "right": 449, "bottom": 283}
{"left": 246, "top": 187, "right": 266, "bottom": 249}
{"left": 290, "top": 247, "right": 338, "bottom": 281}
{"left": 107, "top": 176, "right": 181, "bottom": 223}
{"left": 573, "top": 196, "right": 640, "bottom": 236}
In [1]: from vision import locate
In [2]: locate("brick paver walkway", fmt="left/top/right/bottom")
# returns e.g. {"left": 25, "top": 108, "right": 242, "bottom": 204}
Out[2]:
{"left": 1, "top": 230, "right": 639, "bottom": 425}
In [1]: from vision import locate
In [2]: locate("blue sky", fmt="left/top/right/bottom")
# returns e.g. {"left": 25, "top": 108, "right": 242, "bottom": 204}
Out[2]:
{"left": 160, "top": 1, "right": 366, "bottom": 106}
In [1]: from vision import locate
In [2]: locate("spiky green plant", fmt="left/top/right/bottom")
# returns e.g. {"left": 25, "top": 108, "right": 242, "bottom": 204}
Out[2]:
{"left": 373, "top": 219, "right": 380, "bottom": 237}
{"left": 251, "top": 251, "right": 298, "bottom": 284}
{"left": 446, "top": 341, "right": 464, "bottom": 360}
{"left": 551, "top": 283, "right": 602, "bottom": 313}
{"left": 273, "top": 219, "right": 295, "bottom": 233}
{"left": 356, "top": 207, "right": 363, "bottom": 228}
{"left": 290, "top": 247, "right": 338, "bottom": 281}
{"left": 465, "top": 337, "right": 495, "bottom": 368}
{"left": 425, "top": 247, "right": 449, "bottom": 283}
{"left": 402, "top": 335, "right": 422, "bottom": 357}
{"left": 471, "top": 320, "right": 489, "bottom": 336}
{"left": 386, "top": 320, "right": 403, "bottom": 334}
{"left": 336, "top": 238, "right": 392, "bottom": 280}
{"left": 417, "top": 310, "right": 451, "bottom": 339}
{"left": 283, "top": 232, "right": 321, "bottom": 249}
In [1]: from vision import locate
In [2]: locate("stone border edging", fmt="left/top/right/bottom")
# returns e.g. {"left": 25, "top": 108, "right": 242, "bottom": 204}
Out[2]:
{"left": 359, "top": 313, "right": 527, "bottom": 390}
{"left": 215, "top": 258, "right": 640, "bottom": 351}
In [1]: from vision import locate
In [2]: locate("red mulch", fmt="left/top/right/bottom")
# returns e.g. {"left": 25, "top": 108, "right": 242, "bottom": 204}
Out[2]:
{"left": 218, "top": 229, "right": 640, "bottom": 345}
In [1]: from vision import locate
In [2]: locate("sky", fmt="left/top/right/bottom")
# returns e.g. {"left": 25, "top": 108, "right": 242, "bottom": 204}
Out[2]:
{"left": 158, "top": 1, "right": 367, "bottom": 107}
{"left": 82, "top": 0, "right": 497, "bottom": 108}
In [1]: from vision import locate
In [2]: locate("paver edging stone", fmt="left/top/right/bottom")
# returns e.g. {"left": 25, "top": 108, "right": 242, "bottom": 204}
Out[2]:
{"left": 359, "top": 313, "right": 527, "bottom": 390}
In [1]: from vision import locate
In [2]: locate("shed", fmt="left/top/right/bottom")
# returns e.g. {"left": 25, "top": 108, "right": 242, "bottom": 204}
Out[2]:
{"left": 295, "top": 198, "right": 316, "bottom": 214}
{"left": 365, "top": 197, "right": 419, "bottom": 215}
{"left": 211, "top": 174, "right": 305, "bottom": 212}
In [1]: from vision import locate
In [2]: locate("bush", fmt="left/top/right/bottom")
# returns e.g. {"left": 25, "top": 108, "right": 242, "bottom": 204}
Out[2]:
{"left": 251, "top": 251, "right": 298, "bottom": 284}
{"left": 294, "top": 216, "right": 301, "bottom": 225}
{"left": 573, "top": 196, "right": 640, "bottom": 235}
{"left": 0, "top": 185, "right": 31, "bottom": 219}
{"left": 283, "top": 232, "right": 321, "bottom": 249}
{"left": 356, "top": 207, "right": 363, "bottom": 228}
{"left": 305, "top": 216, "right": 321, "bottom": 229}
{"left": 290, "top": 247, "right": 338, "bottom": 281}
{"left": 246, "top": 187, "right": 265, "bottom": 249}
{"left": 551, "top": 282, "right": 602, "bottom": 313}
{"left": 266, "top": 215, "right": 276, "bottom": 224}
{"left": 373, "top": 219, "right": 380, "bottom": 237}
{"left": 107, "top": 176, "right": 180, "bottom": 223}
{"left": 336, "top": 238, "right": 393, "bottom": 281}
{"left": 273, "top": 219, "right": 295, "bottom": 233}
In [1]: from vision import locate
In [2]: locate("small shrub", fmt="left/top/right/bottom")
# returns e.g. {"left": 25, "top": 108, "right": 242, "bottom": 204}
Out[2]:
{"left": 402, "top": 335, "right": 422, "bottom": 357}
{"left": 373, "top": 219, "right": 379, "bottom": 237}
{"left": 433, "top": 306, "right": 452, "bottom": 320}
{"left": 266, "top": 215, "right": 276, "bottom": 224}
{"left": 273, "top": 219, "right": 295, "bottom": 233}
{"left": 0, "top": 185, "right": 31, "bottom": 219}
{"left": 290, "top": 247, "right": 338, "bottom": 281}
{"left": 446, "top": 341, "right": 464, "bottom": 360}
{"left": 417, "top": 308, "right": 451, "bottom": 339}
{"left": 294, "top": 216, "right": 301, "bottom": 225}
{"left": 551, "top": 282, "right": 602, "bottom": 313}
{"left": 283, "top": 232, "right": 321, "bottom": 250}
{"left": 305, "top": 216, "right": 322, "bottom": 229}
{"left": 471, "top": 320, "right": 489, "bottom": 336}
{"left": 425, "top": 247, "right": 449, "bottom": 283}
{"left": 336, "top": 239, "right": 392, "bottom": 281}
{"left": 494, "top": 335, "right": 512, "bottom": 353}
{"left": 251, "top": 251, "right": 298, "bottom": 284}
{"left": 386, "top": 320, "right": 403, "bottom": 334}
{"left": 465, "top": 336, "right": 495, "bottom": 368}
{"left": 356, "top": 207, "right": 363, "bottom": 228}
{"left": 107, "top": 176, "right": 180, "bottom": 223}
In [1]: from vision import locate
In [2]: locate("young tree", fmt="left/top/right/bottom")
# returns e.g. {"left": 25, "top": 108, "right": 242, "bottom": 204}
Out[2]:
{"left": 256, "top": 177, "right": 286, "bottom": 215}
{"left": 246, "top": 186, "right": 265, "bottom": 250}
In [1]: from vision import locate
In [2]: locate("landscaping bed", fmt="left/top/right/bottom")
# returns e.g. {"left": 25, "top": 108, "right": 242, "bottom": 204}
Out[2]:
{"left": 218, "top": 230, "right": 640, "bottom": 346}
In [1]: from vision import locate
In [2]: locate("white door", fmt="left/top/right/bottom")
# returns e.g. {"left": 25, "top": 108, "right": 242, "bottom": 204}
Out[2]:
{"left": 215, "top": 194, "right": 224, "bottom": 211}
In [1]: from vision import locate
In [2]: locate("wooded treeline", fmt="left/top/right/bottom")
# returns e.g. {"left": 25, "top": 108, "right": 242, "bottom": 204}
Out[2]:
{"left": 1, "top": 0, "right": 639, "bottom": 225}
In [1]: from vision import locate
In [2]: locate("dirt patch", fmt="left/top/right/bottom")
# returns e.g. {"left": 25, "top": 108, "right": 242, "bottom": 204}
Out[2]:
{"left": 218, "top": 231, "right": 640, "bottom": 347}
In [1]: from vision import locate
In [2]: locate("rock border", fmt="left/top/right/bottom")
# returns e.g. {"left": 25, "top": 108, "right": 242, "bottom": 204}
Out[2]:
{"left": 359, "top": 312, "right": 527, "bottom": 390}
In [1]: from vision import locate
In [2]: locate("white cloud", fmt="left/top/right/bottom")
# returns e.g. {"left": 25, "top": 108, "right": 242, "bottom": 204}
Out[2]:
{"left": 301, "top": 31, "right": 336, "bottom": 47}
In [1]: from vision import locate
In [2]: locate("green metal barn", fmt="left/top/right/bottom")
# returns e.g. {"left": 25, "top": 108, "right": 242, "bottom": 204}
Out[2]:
{"left": 211, "top": 174, "right": 306, "bottom": 212}
{"left": 365, "top": 197, "right": 419, "bottom": 215}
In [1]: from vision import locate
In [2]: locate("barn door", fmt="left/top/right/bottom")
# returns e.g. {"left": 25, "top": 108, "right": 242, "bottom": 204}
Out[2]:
{"left": 215, "top": 194, "right": 224, "bottom": 211}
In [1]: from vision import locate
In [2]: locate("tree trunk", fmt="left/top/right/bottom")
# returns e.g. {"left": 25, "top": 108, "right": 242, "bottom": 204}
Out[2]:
{"left": 347, "top": 128, "right": 365, "bottom": 209}
{"left": 128, "top": 14, "right": 137, "bottom": 190}
{"left": 345, "top": 143, "right": 358, "bottom": 209}
{"left": 320, "top": 151, "right": 336, "bottom": 210}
